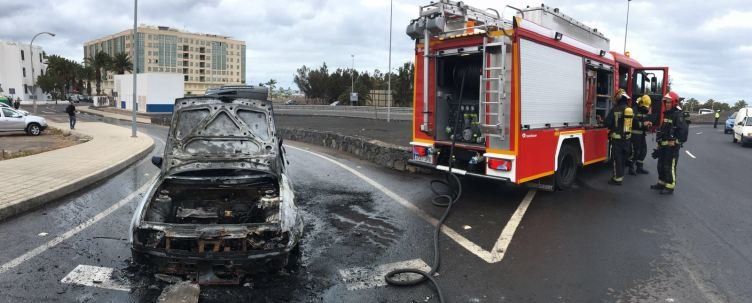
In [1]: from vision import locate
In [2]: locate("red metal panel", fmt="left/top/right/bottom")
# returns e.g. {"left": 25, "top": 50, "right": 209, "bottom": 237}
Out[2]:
{"left": 516, "top": 129, "right": 558, "bottom": 181}
{"left": 583, "top": 128, "right": 609, "bottom": 163}
{"left": 412, "top": 50, "right": 437, "bottom": 142}
{"left": 610, "top": 51, "right": 643, "bottom": 68}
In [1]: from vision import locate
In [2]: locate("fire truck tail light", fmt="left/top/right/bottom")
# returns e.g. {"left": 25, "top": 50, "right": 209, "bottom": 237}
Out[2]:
{"left": 413, "top": 146, "right": 428, "bottom": 157}
{"left": 488, "top": 158, "right": 511, "bottom": 171}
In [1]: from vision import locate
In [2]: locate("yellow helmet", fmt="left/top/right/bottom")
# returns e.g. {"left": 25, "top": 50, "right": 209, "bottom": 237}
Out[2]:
{"left": 638, "top": 95, "right": 651, "bottom": 108}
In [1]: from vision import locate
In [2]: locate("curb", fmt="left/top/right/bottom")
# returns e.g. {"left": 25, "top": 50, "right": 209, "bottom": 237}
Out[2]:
{"left": 277, "top": 128, "right": 420, "bottom": 172}
{"left": 0, "top": 139, "right": 155, "bottom": 222}
{"left": 80, "top": 107, "right": 152, "bottom": 124}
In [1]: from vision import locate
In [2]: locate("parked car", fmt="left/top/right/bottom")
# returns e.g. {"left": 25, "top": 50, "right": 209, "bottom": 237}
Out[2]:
{"left": 0, "top": 103, "right": 29, "bottom": 116}
{"left": 732, "top": 108, "right": 752, "bottom": 146}
{"left": 130, "top": 86, "right": 302, "bottom": 282}
{"left": 725, "top": 112, "right": 737, "bottom": 134}
{"left": 0, "top": 107, "right": 47, "bottom": 136}
{"left": 284, "top": 99, "right": 297, "bottom": 105}
{"left": 698, "top": 108, "right": 713, "bottom": 115}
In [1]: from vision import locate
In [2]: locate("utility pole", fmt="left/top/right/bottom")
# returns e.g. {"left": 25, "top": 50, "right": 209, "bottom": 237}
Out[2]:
{"left": 387, "top": 0, "right": 393, "bottom": 122}
{"left": 131, "top": 0, "right": 138, "bottom": 137}
{"left": 623, "top": 0, "right": 631, "bottom": 54}
{"left": 30, "top": 32, "right": 55, "bottom": 114}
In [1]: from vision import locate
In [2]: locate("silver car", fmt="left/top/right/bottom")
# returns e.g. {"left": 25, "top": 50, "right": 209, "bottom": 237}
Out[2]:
{"left": 0, "top": 107, "right": 47, "bottom": 136}
{"left": 0, "top": 103, "right": 30, "bottom": 116}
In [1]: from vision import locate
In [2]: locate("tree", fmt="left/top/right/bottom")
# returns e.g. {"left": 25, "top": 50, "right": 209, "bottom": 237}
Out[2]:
{"left": 84, "top": 51, "right": 112, "bottom": 95}
{"left": 732, "top": 100, "right": 748, "bottom": 111}
{"left": 36, "top": 72, "right": 62, "bottom": 100}
{"left": 391, "top": 62, "right": 414, "bottom": 107}
{"left": 79, "top": 65, "right": 95, "bottom": 95}
{"left": 110, "top": 52, "right": 132, "bottom": 75}
{"left": 682, "top": 97, "right": 699, "bottom": 113}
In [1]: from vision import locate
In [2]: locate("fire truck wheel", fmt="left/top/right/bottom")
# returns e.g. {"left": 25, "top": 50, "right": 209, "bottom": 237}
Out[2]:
{"left": 555, "top": 144, "right": 580, "bottom": 190}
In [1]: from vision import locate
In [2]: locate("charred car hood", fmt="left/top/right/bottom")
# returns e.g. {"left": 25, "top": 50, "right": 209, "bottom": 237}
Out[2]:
{"left": 163, "top": 97, "right": 281, "bottom": 176}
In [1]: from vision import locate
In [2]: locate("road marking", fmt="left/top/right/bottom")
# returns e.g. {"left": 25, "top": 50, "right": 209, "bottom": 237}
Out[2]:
{"left": 489, "top": 190, "right": 536, "bottom": 262}
{"left": 696, "top": 132, "right": 703, "bottom": 135}
{"left": 339, "top": 258, "right": 430, "bottom": 290}
{"left": 287, "top": 145, "right": 534, "bottom": 264}
{"left": 685, "top": 150, "right": 697, "bottom": 159}
{"left": 0, "top": 177, "right": 155, "bottom": 275}
{"left": 60, "top": 264, "right": 130, "bottom": 292}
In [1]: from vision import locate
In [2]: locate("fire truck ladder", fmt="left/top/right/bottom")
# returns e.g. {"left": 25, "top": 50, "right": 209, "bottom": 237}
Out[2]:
{"left": 479, "top": 35, "right": 509, "bottom": 140}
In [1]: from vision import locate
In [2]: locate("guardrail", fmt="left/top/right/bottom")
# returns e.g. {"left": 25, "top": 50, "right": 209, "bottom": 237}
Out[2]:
{"left": 272, "top": 104, "right": 413, "bottom": 120}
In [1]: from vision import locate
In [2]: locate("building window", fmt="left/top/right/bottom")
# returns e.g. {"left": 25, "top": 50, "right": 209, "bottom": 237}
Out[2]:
{"left": 40, "top": 53, "right": 43, "bottom": 62}
{"left": 184, "top": 75, "right": 188, "bottom": 81}
{"left": 22, "top": 67, "right": 26, "bottom": 77}
{"left": 24, "top": 84, "right": 28, "bottom": 93}
{"left": 20, "top": 50, "right": 25, "bottom": 60}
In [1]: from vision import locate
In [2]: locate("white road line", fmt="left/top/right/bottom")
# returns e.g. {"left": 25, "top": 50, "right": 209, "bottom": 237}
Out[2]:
{"left": 339, "top": 258, "right": 430, "bottom": 290}
{"left": 696, "top": 132, "right": 703, "bottom": 135}
{"left": 287, "top": 145, "right": 533, "bottom": 264}
{"left": 60, "top": 264, "right": 130, "bottom": 292}
{"left": 685, "top": 150, "right": 697, "bottom": 159}
{"left": 489, "top": 190, "right": 536, "bottom": 262}
{"left": 0, "top": 177, "right": 155, "bottom": 275}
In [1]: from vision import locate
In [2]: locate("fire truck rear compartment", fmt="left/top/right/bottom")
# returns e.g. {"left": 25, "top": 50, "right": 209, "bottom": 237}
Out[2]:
{"left": 435, "top": 53, "right": 483, "bottom": 145}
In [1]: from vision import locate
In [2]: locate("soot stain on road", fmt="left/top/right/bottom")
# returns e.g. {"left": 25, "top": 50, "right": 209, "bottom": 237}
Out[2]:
{"left": 115, "top": 183, "right": 398, "bottom": 302}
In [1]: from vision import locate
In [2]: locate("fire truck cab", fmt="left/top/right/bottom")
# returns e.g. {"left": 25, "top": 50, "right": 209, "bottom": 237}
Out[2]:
{"left": 406, "top": 1, "right": 669, "bottom": 189}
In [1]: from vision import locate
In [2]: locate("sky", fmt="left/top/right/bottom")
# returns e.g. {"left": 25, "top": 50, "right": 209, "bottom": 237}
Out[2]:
{"left": 1, "top": 0, "right": 750, "bottom": 103}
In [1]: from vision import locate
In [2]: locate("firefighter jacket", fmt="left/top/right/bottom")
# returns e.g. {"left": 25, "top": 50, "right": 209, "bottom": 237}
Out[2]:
{"left": 631, "top": 105, "right": 650, "bottom": 135}
{"left": 658, "top": 107, "right": 688, "bottom": 145}
{"left": 606, "top": 101, "right": 634, "bottom": 140}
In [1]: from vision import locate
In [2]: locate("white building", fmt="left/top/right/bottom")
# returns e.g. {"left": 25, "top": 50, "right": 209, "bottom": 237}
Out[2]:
{"left": 113, "top": 73, "right": 183, "bottom": 113}
{"left": 0, "top": 40, "right": 49, "bottom": 101}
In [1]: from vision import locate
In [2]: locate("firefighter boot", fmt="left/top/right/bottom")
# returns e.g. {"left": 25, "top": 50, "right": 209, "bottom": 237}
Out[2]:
{"left": 608, "top": 178, "right": 623, "bottom": 186}
{"left": 650, "top": 183, "right": 664, "bottom": 190}
{"left": 636, "top": 162, "right": 649, "bottom": 174}
{"left": 660, "top": 188, "right": 674, "bottom": 195}
{"left": 628, "top": 163, "right": 636, "bottom": 175}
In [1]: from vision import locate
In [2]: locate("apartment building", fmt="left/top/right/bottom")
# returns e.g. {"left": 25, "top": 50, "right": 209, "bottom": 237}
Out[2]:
{"left": 84, "top": 25, "right": 246, "bottom": 96}
{"left": 0, "top": 40, "right": 48, "bottom": 101}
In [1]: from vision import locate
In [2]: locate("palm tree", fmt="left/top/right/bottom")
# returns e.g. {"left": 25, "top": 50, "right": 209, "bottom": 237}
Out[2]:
{"left": 79, "top": 65, "right": 95, "bottom": 96}
{"left": 111, "top": 52, "right": 133, "bottom": 75}
{"left": 85, "top": 51, "right": 112, "bottom": 95}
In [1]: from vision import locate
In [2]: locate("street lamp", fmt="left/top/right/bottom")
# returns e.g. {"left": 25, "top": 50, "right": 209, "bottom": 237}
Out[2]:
{"left": 131, "top": 0, "right": 138, "bottom": 137}
{"left": 623, "top": 0, "right": 631, "bottom": 54}
{"left": 30, "top": 31, "right": 55, "bottom": 114}
{"left": 387, "top": 0, "right": 393, "bottom": 122}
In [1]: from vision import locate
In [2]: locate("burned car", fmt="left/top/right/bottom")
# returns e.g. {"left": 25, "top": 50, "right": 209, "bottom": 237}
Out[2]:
{"left": 130, "top": 87, "right": 302, "bottom": 283}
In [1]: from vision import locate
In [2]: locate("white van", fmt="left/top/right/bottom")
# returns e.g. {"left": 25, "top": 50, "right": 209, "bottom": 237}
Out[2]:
{"left": 732, "top": 107, "right": 752, "bottom": 146}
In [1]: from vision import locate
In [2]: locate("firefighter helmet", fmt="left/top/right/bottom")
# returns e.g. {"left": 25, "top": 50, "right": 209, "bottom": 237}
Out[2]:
{"left": 663, "top": 91, "right": 680, "bottom": 108}
{"left": 638, "top": 95, "right": 651, "bottom": 108}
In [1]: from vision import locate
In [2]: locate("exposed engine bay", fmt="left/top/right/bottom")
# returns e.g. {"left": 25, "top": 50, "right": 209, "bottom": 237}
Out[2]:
{"left": 143, "top": 180, "right": 281, "bottom": 225}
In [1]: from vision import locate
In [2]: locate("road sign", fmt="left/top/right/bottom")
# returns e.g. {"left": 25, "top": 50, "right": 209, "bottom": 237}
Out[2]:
{"left": 350, "top": 92, "right": 358, "bottom": 102}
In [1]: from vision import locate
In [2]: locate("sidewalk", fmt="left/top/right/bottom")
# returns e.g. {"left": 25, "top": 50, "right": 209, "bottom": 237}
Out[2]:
{"left": 79, "top": 107, "right": 152, "bottom": 124}
{"left": 0, "top": 121, "right": 154, "bottom": 221}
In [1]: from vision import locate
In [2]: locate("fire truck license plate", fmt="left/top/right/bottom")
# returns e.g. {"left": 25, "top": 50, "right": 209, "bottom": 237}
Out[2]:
{"left": 413, "top": 154, "right": 433, "bottom": 163}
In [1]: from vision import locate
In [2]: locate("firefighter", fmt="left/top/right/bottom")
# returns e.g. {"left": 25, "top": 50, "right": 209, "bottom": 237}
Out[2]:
{"left": 628, "top": 94, "right": 652, "bottom": 175}
{"left": 605, "top": 89, "right": 634, "bottom": 185}
{"left": 650, "top": 92, "right": 688, "bottom": 195}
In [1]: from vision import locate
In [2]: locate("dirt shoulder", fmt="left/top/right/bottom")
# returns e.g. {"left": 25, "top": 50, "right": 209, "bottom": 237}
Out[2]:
{"left": 0, "top": 127, "right": 89, "bottom": 160}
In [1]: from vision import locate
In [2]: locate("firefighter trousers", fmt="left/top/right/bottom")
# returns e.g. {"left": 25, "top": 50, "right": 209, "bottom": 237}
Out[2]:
{"left": 629, "top": 134, "right": 647, "bottom": 169}
{"left": 610, "top": 139, "right": 629, "bottom": 182}
{"left": 657, "top": 145, "right": 680, "bottom": 189}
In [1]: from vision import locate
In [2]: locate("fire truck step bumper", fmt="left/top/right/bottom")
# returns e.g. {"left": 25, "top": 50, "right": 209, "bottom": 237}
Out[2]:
{"left": 407, "top": 160, "right": 510, "bottom": 182}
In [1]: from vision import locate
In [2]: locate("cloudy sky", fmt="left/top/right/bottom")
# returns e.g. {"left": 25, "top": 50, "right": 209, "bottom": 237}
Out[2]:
{"left": 1, "top": 0, "right": 750, "bottom": 103}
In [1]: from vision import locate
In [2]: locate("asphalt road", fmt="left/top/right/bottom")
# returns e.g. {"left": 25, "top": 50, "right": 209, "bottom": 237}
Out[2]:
{"left": 0, "top": 105, "right": 750, "bottom": 302}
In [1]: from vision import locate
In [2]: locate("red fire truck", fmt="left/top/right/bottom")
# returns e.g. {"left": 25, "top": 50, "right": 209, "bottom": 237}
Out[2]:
{"left": 406, "top": 1, "right": 670, "bottom": 189}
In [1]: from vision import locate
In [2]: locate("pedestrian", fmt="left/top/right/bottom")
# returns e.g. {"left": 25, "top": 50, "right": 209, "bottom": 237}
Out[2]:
{"left": 628, "top": 94, "right": 652, "bottom": 175}
{"left": 714, "top": 110, "right": 720, "bottom": 128}
{"left": 650, "top": 92, "right": 688, "bottom": 195}
{"left": 13, "top": 97, "right": 20, "bottom": 109}
{"left": 65, "top": 101, "right": 77, "bottom": 130}
{"left": 605, "top": 89, "right": 634, "bottom": 185}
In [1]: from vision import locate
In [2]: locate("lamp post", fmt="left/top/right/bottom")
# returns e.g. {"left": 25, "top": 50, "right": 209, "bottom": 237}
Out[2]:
{"left": 623, "top": 0, "right": 631, "bottom": 54}
{"left": 131, "top": 0, "right": 138, "bottom": 137}
{"left": 30, "top": 31, "right": 55, "bottom": 114}
{"left": 387, "top": 0, "right": 393, "bottom": 122}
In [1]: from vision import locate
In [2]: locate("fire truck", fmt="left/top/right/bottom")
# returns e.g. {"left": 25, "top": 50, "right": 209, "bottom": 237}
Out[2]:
{"left": 406, "top": 1, "right": 670, "bottom": 189}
